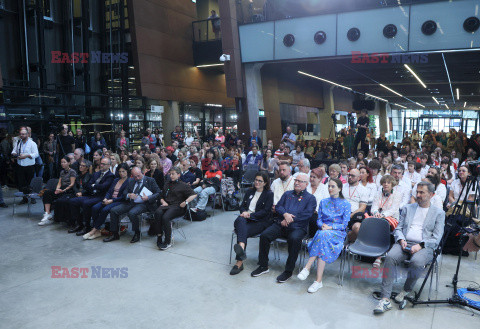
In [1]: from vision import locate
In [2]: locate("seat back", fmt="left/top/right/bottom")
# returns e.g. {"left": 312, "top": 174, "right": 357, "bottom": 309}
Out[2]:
{"left": 29, "top": 177, "right": 44, "bottom": 193}
{"left": 45, "top": 179, "right": 59, "bottom": 191}
{"left": 242, "top": 169, "right": 258, "bottom": 184}
{"left": 355, "top": 217, "right": 391, "bottom": 250}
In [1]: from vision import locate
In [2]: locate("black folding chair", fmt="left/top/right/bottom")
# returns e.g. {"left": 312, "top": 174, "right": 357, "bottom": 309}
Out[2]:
{"left": 13, "top": 177, "right": 44, "bottom": 216}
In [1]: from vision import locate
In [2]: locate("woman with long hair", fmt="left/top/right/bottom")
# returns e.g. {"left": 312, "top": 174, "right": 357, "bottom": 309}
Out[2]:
{"left": 359, "top": 166, "right": 377, "bottom": 214}
{"left": 145, "top": 158, "right": 165, "bottom": 190}
{"left": 380, "top": 157, "right": 392, "bottom": 176}
{"left": 307, "top": 168, "right": 330, "bottom": 237}
{"left": 231, "top": 171, "right": 273, "bottom": 275}
{"left": 92, "top": 149, "right": 103, "bottom": 172}
{"left": 297, "top": 178, "right": 351, "bottom": 293}
{"left": 448, "top": 165, "right": 475, "bottom": 207}
{"left": 440, "top": 159, "right": 454, "bottom": 187}
{"left": 135, "top": 156, "right": 146, "bottom": 174}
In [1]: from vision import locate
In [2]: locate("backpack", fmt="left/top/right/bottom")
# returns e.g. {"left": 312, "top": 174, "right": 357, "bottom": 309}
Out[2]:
{"left": 224, "top": 195, "right": 240, "bottom": 211}
{"left": 190, "top": 209, "right": 208, "bottom": 221}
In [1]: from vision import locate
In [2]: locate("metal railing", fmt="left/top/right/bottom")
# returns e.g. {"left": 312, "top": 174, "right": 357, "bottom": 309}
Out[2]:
{"left": 192, "top": 18, "right": 222, "bottom": 42}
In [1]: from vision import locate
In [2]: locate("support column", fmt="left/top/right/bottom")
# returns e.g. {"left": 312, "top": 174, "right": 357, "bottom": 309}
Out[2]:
{"left": 243, "top": 63, "right": 264, "bottom": 141}
{"left": 163, "top": 101, "right": 180, "bottom": 146}
{"left": 319, "top": 85, "right": 335, "bottom": 138}
{"left": 379, "top": 102, "right": 389, "bottom": 134}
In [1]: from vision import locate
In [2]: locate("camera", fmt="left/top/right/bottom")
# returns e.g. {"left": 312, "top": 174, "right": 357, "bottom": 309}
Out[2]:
{"left": 219, "top": 54, "right": 230, "bottom": 62}
{"left": 467, "top": 160, "right": 480, "bottom": 177}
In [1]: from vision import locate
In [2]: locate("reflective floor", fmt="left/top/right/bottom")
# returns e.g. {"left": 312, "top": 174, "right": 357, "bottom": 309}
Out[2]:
{"left": 1, "top": 189, "right": 479, "bottom": 329}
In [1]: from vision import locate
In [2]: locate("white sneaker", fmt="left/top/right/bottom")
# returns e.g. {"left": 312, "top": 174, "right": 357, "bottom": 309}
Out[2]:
{"left": 45, "top": 212, "right": 53, "bottom": 220}
{"left": 38, "top": 218, "right": 53, "bottom": 226}
{"left": 87, "top": 231, "right": 102, "bottom": 240}
{"left": 82, "top": 232, "right": 92, "bottom": 240}
{"left": 307, "top": 281, "right": 323, "bottom": 293}
{"left": 373, "top": 299, "right": 392, "bottom": 314}
{"left": 40, "top": 212, "right": 49, "bottom": 221}
{"left": 394, "top": 290, "right": 410, "bottom": 303}
{"left": 297, "top": 268, "right": 310, "bottom": 281}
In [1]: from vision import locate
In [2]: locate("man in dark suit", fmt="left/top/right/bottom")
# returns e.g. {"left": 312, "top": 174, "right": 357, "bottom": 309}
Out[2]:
{"left": 104, "top": 167, "right": 160, "bottom": 243}
{"left": 68, "top": 157, "right": 115, "bottom": 235}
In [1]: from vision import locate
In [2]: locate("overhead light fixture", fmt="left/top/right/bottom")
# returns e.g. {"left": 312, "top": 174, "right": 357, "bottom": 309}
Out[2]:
{"left": 380, "top": 84, "right": 403, "bottom": 97}
{"left": 416, "top": 102, "right": 425, "bottom": 108}
{"left": 464, "top": 101, "right": 467, "bottom": 107}
{"left": 205, "top": 103, "right": 223, "bottom": 107}
{"left": 365, "top": 93, "right": 388, "bottom": 102}
{"left": 444, "top": 104, "right": 449, "bottom": 109}
{"left": 442, "top": 53, "right": 455, "bottom": 104}
{"left": 196, "top": 63, "right": 224, "bottom": 68}
{"left": 393, "top": 103, "right": 407, "bottom": 108}
{"left": 404, "top": 64, "right": 427, "bottom": 88}
{"left": 298, "top": 71, "right": 352, "bottom": 91}
{"left": 456, "top": 88, "right": 460, "bottom": 100}
{"left": 432, "top": 97, "right": 439, "bottom": 105}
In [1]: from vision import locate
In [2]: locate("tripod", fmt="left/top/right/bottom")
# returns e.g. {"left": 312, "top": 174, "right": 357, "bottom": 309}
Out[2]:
{"left": 405, "top": 175, "right": 480, "bottom": 312}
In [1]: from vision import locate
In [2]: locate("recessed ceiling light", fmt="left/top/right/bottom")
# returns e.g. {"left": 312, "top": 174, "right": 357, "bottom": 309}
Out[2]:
{"left": 298, "top": 71, "right": 352, "bottom": 91}
{"left": 404, "top": 64, "right": 427, "bottom": 88}
{"left": 456, "top": 88, "right": 460, "bottom": 100}
{"left": 432, "top": 97, "right": 439, "bottom": 105}
{"left": 444, "top": 104, "right": 449, "bottom": 109}
{"left": 464, "top": 101, "right": 467, "bottom": 107}
{"left": 380, "top": 84, "right": 403, "bottom": 97}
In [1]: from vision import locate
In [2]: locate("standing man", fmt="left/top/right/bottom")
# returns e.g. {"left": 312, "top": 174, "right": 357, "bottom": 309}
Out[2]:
{"left": 74, "top": 128, "right": 86, "bottom": 150}
{"left": 11, "top": 127, "right": 39, "bottom": 204}
{"left": 251, "top": 173, "right": 316, "bottom": 283}
{"left": 281, "top": 126, "right": 296, "bottom": 151}
{"left": 353, "top": 109, "right": 370, "bottom": 156}
{"left": 374, "top": 182, "right": 444, "bottom": 314}
{"left": 57, "top": 124, "right": 75, "bottom": 163}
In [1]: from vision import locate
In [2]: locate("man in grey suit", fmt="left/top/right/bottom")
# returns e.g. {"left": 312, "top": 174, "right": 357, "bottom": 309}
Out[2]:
{"left": 104, "top": 167, "right": 160, "bottom": 243}
{"left": 374, "top": 181, "right": 445, "bottom": 314}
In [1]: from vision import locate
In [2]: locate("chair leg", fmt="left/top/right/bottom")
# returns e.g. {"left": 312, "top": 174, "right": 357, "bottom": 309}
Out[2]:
{"left": 12, "top": 197, "right": 16, "bottom": 216}
{"left": 230, "top": 232, "right": 235, "bottom": 264}
{"left": 27, "top": 198, "right": 31, "bottom": 217}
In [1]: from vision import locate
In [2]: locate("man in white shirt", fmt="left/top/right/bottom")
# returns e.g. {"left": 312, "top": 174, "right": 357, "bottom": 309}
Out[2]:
{"left": 418, "top": 154, "right": 430, "bottom": 179}
{"left": 374, "top": 182, "right": 445, "bottom": 314}
{"left": 11, "top": 127, "right": 39, "bottom": 204}
{"left": 343, "top": 168, "right": 368, "bottom": 242}
{"left": 390, "top": 165, "right": 412, "bottom": 208}
{"left": 184, "top": 131, "right": 194, "bottom": 146}
{"left": 270, "top": 162, "right": 294, "bottom": 207}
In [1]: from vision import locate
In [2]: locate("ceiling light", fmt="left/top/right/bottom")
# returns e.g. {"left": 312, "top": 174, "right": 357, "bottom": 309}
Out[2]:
{"left": 393, "top": 103, "right": 407, "bottom": 108}
{"left": 464, "top": 101, "right": 467, "bottom": 107}
{"left": 196, "top": 63, "right": 224, "bottom": 68}
{"left": 365, "top": 93, "right": 388, "bottom": 102}
{"left": 404, "top": 64, "right": 427, "bottom": 88}
{"left": 416, "top": 102, "right": 425, "bottom": 108}
{"left": 298, "top": 71, "right": 352, "bottom": 91}
{"left": 432, "top": 97, "right": 439, "bottom": 105}
{"left": 456, "top": 88, "right": 460, "bottom": 100}
{"left": 380, "top": 84, "right": 403, "bottom": 97}
{"left": 444, "top": 104, "right": 449, "bottom": 109}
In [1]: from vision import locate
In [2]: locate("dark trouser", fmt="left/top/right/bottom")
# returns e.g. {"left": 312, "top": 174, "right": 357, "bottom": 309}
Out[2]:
{"left": 381, "top": 243, "right": 433, "bottom": 299}
{"left": 42, "top": 189, "right": 58, "bottom": 205}
{"left": 69, "top": 196, "right": 103, "bottom": 228}
{"left": 308, "top": 213, "right": 318, "bottom": 238}
{"left": 17, "top": 165, "right": 35, "bottom": 199}
{"left": 234, "top": 216, "right": 271, "bottom": 261}
{"left": 258, "top": 222, "right": 307, "bottom": 273}
{"left": 153, "top": 206, "right": 185, "bottom": 243}
{"left": 54, "top": 194, "right": 73, "bottom": 222}
{"left": 353, "top": 133, "right": 368, "bottom": 156}
{"left": 91, "top": 201, "right": 123, "bottom": 230}
{"left": 110, "top": 203, "right": 148, "bottom": 233}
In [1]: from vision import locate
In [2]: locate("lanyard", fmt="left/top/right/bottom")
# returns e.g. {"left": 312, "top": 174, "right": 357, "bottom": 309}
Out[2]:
{"left": 282, "top": 177, "right": 293, "bottom": 193}
{"left": 379, "top": 193, "right": 391, "bottom": 211}
{"left": 18, "top": 140, "right": 29, "bottom": 155}
{"left": 349, "top": 185, "right": 358, "bottom": 199}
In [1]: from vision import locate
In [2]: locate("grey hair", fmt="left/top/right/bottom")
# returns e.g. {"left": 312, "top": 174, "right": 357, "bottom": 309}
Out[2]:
{"left": 391, "top": 164, "right": 405, "bottom": 173}
{"left": 417, "top": 181, "right": 435, "bottom": 193}
{"left": 169, "top": 167, "right": 181, "bottom": 175}
{"left": 319, "top": 163, "right": 327, "bottom": 170}
{"left": 301, "top": 158, "right": 310, "bottom": 168}
{"left": 75, "top": 148, "right": 85, "bottom": 156}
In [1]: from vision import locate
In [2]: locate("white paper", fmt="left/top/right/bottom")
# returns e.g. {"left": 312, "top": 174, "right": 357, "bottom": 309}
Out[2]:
{"left": 134, "top": 186, "right": 153, "bottom": 203}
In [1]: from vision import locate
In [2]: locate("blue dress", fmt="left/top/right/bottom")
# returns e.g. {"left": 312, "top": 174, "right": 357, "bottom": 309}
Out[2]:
{"left": 308, "top": 197, "right": 351, "bottom": 263}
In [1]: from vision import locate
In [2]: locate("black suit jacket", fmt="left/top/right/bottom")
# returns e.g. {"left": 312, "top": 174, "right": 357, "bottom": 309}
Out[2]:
{"left": 84, "top": 171, "right": 115, "bottom": 197}
{"left": 122, "top": 176, "right": 161, "bottom": 212}
{"left": 239, "top": 189, "right": 274, "bottom": 222}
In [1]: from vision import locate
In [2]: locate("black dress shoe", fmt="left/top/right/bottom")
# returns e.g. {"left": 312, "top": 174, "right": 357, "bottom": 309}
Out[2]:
{"left": 234, "top": 244, "right": 247, "bottom": 261}
{"left": 103, "top": 233, "right": 120, "bottom": 242}
{"left": 76, "top": 227, "right": 91, "bottom": 236}
{"left": 230, "top": 264, "right": 244, "bottom": 275}
{"left": 156, "top": 235, "right": 163, "bottom": 248}
{"left": 0, "top": 203, "right": 8, "bottom": 208}
{"left": 68, "top": 225, "right": 83, "bottom": 234}
{"left": 130, "top": 232, "right": 141, "bottom": 243}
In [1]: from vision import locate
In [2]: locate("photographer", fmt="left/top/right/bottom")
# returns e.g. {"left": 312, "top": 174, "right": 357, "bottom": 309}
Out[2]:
{"left": 281, "top": 126, "right": 296, "bottom": 151}
{"left": 353, "top": 109, "right": 369, "bottom": 156}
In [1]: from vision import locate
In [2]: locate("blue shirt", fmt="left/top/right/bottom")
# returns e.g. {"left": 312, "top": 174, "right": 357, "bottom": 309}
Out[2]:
{"left": 275, "top": 189, "right": 316, "bottom": 229}
{"left": 180, "top": 170, "right": 196, "bottom": 185}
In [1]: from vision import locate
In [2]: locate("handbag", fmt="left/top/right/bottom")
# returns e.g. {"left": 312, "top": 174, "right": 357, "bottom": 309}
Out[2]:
{"left": 84, "top": 143, "right": 91, "bottom": 154}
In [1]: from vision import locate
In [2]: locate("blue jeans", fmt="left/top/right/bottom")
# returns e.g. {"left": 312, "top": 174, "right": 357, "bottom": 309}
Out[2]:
{"left": 91, "top": 201, "right": 123, "bottom": 229}
{"left": 35, "top": 156, "right": 44, "bottom": 179}
{"left": 194, "top": 186, "right": 216, "bottom": 210}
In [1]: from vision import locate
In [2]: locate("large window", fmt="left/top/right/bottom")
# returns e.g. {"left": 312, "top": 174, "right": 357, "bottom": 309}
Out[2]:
{"left": 402, "top": 110, "right": 479, "bottom": 137}
{"left": 280, "top": 103, "right": 320, "bottom": 136}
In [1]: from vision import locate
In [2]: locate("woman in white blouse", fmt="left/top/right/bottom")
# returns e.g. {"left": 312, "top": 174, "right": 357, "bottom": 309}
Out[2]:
{"left": 448, "top": 165, "right": 475, "bottom": 208}
{"left": 371, "top": 175, "right": 402, "bottom": 268}
{"left": 368, "top": 159, "right": 383, "bottom": 188}
{"left": 359, "top": 166, "right": 377, "bottom": 213}
{"left": 307, "top": 168, "right": 329, "bottom": 237}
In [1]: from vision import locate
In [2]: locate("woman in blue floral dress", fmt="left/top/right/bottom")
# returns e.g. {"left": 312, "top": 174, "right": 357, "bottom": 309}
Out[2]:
{"left": 297, "top": 178, "right": 351, "bottom": 293}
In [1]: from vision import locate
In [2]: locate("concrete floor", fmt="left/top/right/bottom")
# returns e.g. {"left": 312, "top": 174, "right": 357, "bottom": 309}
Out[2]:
{"left": 1, "top": 188, "right": 479, "bottom": 329}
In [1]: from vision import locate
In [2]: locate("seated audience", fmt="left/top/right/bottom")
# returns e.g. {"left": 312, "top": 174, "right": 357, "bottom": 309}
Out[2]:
{"left": 153, "top": 167, "right": 197, "bottom": 250}
{"left": 270, "top": 161, "right": 295, "bottom": 206}
{"left": 145, "top": 158, "right": 165, "bottom": 191}
{"left": 368, "top": 159, "right": 383, "bottom": 187}
{"left": 192, "top": 163, "right": 222, "bottom": 212}
{"left": 297, "top": 178, "right": 351, "bottom": 293}
{"left": 38, "top": 156, "right": 76, "bottom": 226}
{"left": 231, "top": 171, "right": 274, "bottom": 275}
{"left": 374, "top": 182, "right": 445, "bottom": 314}
{"left": 83, "top": 163, "right": 130, "bottom": 240}
{"left": 104, "top": 167, "right": 160, "bottom": 243}
{"left": 343, "top": 169, "right": 368, "bottom": 242}
{"left": 390, "top": 165, "right": 412, "bottom": 208}
{"left": 250, "top": 173, "right": 316, "bottom": 283}
{"left": 307, "top": 168, "right": 329, "bottom": 237}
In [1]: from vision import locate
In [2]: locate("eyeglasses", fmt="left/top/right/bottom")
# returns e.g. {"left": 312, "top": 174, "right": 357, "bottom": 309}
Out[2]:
{"left": 100, "top": 163, "right": 109, "bottom": 166}
{"left": 254, "top": 179, "right": 264, "bottom": 183}
{"left": 294, "top": 179, "right": 308, "bottom": 184}
{"left": 348, "top": 174, "right": 358, "bottom": 177}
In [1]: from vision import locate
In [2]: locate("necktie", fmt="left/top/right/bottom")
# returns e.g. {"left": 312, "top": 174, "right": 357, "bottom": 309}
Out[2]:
{"left": 134, "top": 180, "right": 143, "bottom": 194}
{"left": 96, "top": 172, "right": 105, "bottom": 185}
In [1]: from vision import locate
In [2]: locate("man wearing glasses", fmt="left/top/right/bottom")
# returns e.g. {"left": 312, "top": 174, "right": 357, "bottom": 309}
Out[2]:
{"left": 68, "top": 158, "right": 115, "bottom": 235}
{"left": 251, "top": 173, "right": 316, "bottom": 283}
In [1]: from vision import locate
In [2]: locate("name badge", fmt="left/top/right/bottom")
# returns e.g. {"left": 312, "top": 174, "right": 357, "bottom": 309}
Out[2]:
{"left": 249, "top": 195, "right": 253, "bottom": 199}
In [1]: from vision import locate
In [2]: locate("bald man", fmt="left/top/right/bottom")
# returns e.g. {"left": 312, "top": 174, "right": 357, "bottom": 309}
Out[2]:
{"left": 343, "top": 168, "right": 368, "bottom": 242}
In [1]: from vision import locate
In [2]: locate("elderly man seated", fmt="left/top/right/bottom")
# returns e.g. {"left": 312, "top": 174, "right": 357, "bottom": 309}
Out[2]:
{"left": 374, "top": 181, "right": 445, "bottom": 314}
{"left": 251, "top": 173, "right": 316, "bottom": 283}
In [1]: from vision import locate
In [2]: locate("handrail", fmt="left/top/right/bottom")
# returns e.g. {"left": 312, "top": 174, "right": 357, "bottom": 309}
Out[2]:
{"left": 192, "top": 18, "right": 222, "bottom": 42}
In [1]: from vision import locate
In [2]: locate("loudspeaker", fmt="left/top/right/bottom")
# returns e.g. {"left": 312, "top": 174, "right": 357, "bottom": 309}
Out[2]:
{"left": 259, "top": 117, "right": 267, "bottom": 130}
